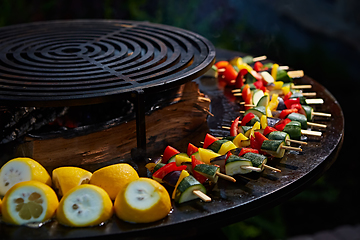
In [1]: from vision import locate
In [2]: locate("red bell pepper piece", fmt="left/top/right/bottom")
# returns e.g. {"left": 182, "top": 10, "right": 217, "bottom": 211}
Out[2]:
{"left": 254, "top": 132, "right": 268, "bottom": 146}
{"left": 203, "top": 133, "right": 219, "bottom": 149}
{"left": 214, "top": 61, "right": 229, "bottom": 69}
{"left": 253, "top": 62, "right": 263, "bottom": 72}
{"left": 242, "top": 84, "right": 252, "bottom": 110}
{"left": 241, "top": 112, "right": 255, "bottom": 126}
{"left": 152, "top": 162, "right": 187, "bottom": 180}
{"left": 223, "top": 64, "right": 238, "bottom": 86}
{"left": 253, "top": 61, "right": 268, "bottom": 72}
{"left": 162, "top": 146, "right": 180, "bottom": 163}
{"left": 274, "top": 118, "right": 292, "bottom": 131}
{"left": 283, "top": 91, "right": 292, "bottom": 101}
{"left": 263, "top": 126, "right": 278, "bottom": 136}
{"left": 235, "top": 69, "right": 248, "bottom": 89}
{"left": 238, "top": 147, "right": 259, "bottom": 156}
{"left": 250, "top": 70, "right": 263, "bottom": 81}
{"left": 191, "top": 155, "right": 208, "bottom": 184}
{"left": 284, "top": 98, "right": 300, "bottom": 109}
{"left": 230, "top": 116, "right": 241, "bottom": 136}
{"left": 290, "top": 103, "right": 306, "bottom": 115}
{"left": 253, "top": 80, "right": 264, "bottom": 90}
{"left": 279, "top": 108, "right": 298, "bottom": 119}
{"left": 250, "top": 136, "right": 262, "bottom": 151}
{"left": 187, "top": 143, "right": 198, "bottom": 157}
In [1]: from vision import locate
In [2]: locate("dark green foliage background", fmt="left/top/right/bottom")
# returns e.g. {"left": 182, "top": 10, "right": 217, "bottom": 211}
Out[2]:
{"left": 0, "top": 1, "right": 357, "bottom": 239}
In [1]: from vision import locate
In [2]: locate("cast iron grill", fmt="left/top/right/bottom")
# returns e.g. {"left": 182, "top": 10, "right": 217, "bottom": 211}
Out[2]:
{"left": 0, "top": 19, "right": 215, "bottom": 107}
{"left": 0, "top": 19, "right": 215, "bottom": 150}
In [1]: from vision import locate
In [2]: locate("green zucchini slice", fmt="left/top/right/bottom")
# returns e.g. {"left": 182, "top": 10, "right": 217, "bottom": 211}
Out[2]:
{"left": 193, "top": 164, "right": 220, "bottom": 183}
{"left": 267, "top": 131, "right": 290, "bottom": 145}
{"left": 225, "top": 155, "right": 253, "bottom": 176}
{"left": 174, "top": 175, "right": 207, "bottom": 204}
{"left": 242, "top": 152, "right": 267, "bottom": 170}
{"left": 283, "top": 121, "right": 302, "bottom": 140}
{"left": 287, "top": 112, "right": 307, "bottom": 129}
{"left": 261, "top": 140, "right": 285, "bottom": 158}
{"left": 244, "top": 106, "right": 266, "bottom": 119}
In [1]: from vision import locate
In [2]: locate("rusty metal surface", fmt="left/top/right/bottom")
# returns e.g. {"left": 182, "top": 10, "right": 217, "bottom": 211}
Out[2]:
{"left": 0, "top": 49, "right": 344, "bottom": 239}
{"left": 0, "top": 20, "right": 215, "bottom": 107}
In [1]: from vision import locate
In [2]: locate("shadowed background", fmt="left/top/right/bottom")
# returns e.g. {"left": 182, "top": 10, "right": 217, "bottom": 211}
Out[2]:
{"left": 0, "top": 0, "right": 357, "bottom": 239}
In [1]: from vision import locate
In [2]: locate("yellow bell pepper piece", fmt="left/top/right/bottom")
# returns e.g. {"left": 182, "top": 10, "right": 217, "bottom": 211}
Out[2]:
{"left": 260, "top": 115, "right": 268, "bottom": 129}
{"left": 175, "top": 154, "right": 192, "bottom": 166}
{"left": 198, "top": 148, "right": 221, "bottom": 164}
{"left": 172, "top": 170, "right": 190, "bottom": 199}
{"left": 265, "top": 105, "right": 273, "bottom": 118}
{"left": 218, "top": 141, "right": 237, "bottom": 155}
{"left": 271, "top": 63, "right": 279, "bottom": 80}
{"left": 229, "top": 56, "right": 243, "bottom": 66}
{"left": 273, "top": 81, "right": 283, "bottom": 90}
{"left": 282, "top": 85, "right": 291, "bottom": 95}
{"left": 249, "top": 121, "right": 260, "bottom": 138}
{"left": 268, "top": 93, "right": 279, "bottom": 111}
{"left": 233, "top": 133, "right": 249, "bottom": 148}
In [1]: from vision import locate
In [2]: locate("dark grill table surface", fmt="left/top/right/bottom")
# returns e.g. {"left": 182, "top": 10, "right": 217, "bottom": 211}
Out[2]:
{"left": 0, "top": 24, "right": 344, "bottom": 240}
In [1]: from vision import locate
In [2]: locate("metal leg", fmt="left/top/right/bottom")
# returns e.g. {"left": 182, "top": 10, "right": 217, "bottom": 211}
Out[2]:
{"left": 131, "top": 90, "right": 147, "bottom": 176}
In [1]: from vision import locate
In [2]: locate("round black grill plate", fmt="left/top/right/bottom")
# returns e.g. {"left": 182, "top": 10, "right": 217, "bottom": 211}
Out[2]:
{"left": 0, "top": 20, "right": 215, "bottom": 106}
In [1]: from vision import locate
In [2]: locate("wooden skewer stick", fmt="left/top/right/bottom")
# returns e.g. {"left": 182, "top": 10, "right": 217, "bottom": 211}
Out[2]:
{"left": 232, "top": 89, "right": 242, "bottom": 93}
{"left": 288, "top": 70, "right": 304, "bottom": 78}
{"left": 216, "top": 172, "right": 236, "bottom": 182}
{"left": 313, "top": 112, "right": 331, "bottom": 117}
{"left": 307, "top": 122, "right": 327, "bottom": 128}
{"left": 305, "top": 98, "right": 324, "bottom": 104}
{"left": 279, "top": 66, "right": 289, "bottom": 70}
{"left": 287, "top": 139, "right": 307, "bottom": 145}
{"left": 291, "top": 84, "right": 312, "bottom": 89}
{"left": 198, "top": 96, "right": 211, "bottom": 102}
{"left": 301, "top": 92, "right": 317, "bottom": 97}
{"left": 194, "top": 103, "right": 214, "bottom": 117}
{"left": 192, "top": 190, "right": 211, "bottom": 202}
{"left": 253, "top": 55, "right": 267, "bottom": 62}
{"left": 241, "top": 166, "right": 263, "bottom": 172}
{"left": 233, "top": 93, "right": 242, "bottom": 97}
{"left": 282, "top": 145, "right": 302, "bottom": 152}
{"left": 301, "top": 129, "right": 322, "bottom": 137}
{"left": 264, "top": 164, "right": 281, "bottom": 172}
{"left": 222, "top": 126, "right": 231, "bottom": 130}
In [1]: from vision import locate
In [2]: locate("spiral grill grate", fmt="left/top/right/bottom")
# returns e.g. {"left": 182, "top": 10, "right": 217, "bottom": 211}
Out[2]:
{"left": 0, "top": 20, "right": 215, "bottom": 107}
